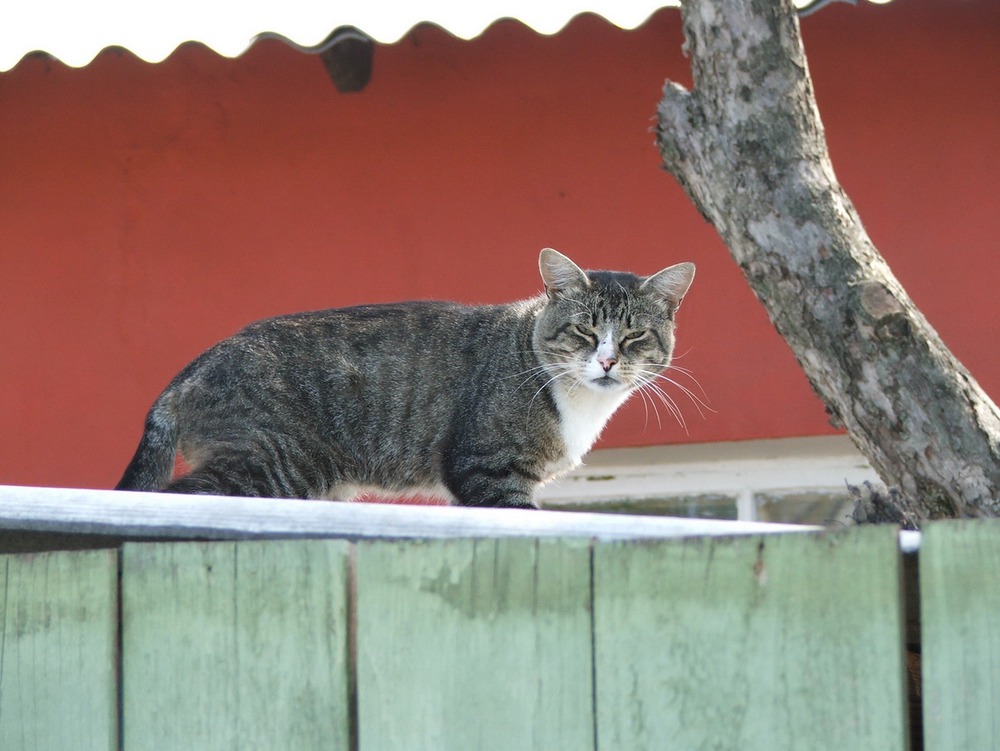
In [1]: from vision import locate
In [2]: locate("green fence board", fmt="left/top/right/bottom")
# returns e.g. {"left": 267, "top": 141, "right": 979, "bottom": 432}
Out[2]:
{"left": 355, "top": 537, "right": 593, "bottom": 751}
{"left": 594, "top": 526, "right": 907, "bottom": 750}
{"left": 0, "top": 549, "right": 118, "bottom": 751}
{"left": 122, "top": 540, "right": 351, "bottom": 751}
{"left": 921, "top": 520, "right": 1000, "bottom": 751}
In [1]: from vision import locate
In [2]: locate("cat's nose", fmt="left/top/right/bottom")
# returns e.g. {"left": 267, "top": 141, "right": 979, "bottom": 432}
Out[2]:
{"left": 598, "top": 356, "right": 617, "bottom": 372}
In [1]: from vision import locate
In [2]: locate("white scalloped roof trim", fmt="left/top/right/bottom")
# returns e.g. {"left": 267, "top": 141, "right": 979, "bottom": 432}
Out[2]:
{"left": 1, "top": 0, "right": 893, "bottom": 72}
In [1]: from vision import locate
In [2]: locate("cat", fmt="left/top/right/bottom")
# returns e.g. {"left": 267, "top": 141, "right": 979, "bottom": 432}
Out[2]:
{"left": 115, "top": 248, "right": 695, "bottom": 508}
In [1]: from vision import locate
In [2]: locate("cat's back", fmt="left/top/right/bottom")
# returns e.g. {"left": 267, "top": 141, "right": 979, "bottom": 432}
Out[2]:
{"left": 175, "top": 298, "right": 541, "bottom": 397}
{"left": 238, "top": 298, "right": 537, "bottom": 361}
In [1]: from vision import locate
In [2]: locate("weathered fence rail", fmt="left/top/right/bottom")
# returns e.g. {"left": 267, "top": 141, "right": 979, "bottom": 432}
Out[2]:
{"left": 0, "top": 485, "right": 995, "bottom": 750}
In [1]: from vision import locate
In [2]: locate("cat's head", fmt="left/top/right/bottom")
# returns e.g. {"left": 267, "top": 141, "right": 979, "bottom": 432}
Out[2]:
{"left": 534, "top": 248, "right": 695, "bottom": 396}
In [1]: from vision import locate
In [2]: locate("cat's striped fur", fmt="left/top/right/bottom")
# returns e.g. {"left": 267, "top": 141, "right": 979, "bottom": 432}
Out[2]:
{"left": 116, "top": 249, "right": 695, "bottom": 507}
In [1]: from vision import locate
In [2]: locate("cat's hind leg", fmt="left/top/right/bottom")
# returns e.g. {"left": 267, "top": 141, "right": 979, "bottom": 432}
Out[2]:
{"left": 163, "top": 446, "right": 317, "bottom": 499}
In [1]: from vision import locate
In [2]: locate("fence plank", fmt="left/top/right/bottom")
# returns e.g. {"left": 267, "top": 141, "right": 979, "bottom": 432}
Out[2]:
{"left": 594, "top": 526, "right": 907, "bottom": 750}
{"left": 0, "top": 484, "right": 813, "bottom": 544}
{"left": 355, "top": 538, "right": 593, "bottom": 750}
{"left": 0, "top": 549, "right": 118, "bottom": 751}
{"left": 921, "top": 520, "right": 1000, "bottom": 751}
{"left": 121, "top": 540, "right": 351, "bottom": 751}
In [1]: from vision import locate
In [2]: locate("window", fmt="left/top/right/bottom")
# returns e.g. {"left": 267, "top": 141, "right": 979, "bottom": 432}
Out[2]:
{"left": 538, "top": 435, "right": 877, "bottom": 526}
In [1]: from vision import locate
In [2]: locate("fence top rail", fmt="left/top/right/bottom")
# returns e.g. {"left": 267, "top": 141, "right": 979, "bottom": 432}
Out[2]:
{"left": 0, "top": 484, "right": 819, "bottom": 543}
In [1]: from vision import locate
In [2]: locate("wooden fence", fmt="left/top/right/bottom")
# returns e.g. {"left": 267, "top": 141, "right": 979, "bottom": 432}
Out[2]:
{"left": 0, "top": 486, "right": 996, "bottom": 750}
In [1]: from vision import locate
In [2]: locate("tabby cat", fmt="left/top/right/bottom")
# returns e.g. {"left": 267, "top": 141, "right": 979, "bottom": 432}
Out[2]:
{"left": 116, "top": 249, "right": 695, "bottom": 508}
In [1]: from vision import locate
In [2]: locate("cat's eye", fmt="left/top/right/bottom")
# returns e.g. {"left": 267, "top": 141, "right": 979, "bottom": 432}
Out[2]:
{"left": 621, "top": 330, "right": 649, "bottom": 346}
{"left": 570, "top": 324, "right": 598, "bottom": 344}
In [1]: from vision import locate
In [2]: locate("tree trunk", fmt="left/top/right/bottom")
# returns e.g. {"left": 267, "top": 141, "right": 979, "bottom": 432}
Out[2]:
{"left": 656, "top": 0, "right": 1000, "bottom": 519}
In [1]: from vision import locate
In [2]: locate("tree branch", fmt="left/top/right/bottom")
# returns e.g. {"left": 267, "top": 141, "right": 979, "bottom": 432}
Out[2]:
{"left": 657, "top": 0, "right": 1000, "bottom": 519}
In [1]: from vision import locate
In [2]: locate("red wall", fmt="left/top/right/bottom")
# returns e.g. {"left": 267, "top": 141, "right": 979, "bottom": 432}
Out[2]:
{"left": 1, "top": 0, "right": 998, "bottom": 490}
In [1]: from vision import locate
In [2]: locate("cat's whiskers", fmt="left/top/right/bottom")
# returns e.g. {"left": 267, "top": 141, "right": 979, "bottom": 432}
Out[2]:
{"left": 526, "top": 366, "right": 579, "bottom": 418}
{"left": 562, "top": 370, "right": 588, "bottom": 390}
{"left": 505, "top": 362, "right": 557, "bottom": 389}
{"left": 631, "top": 362, "right": 714, "bottom": 434}
{"left": 634, "top": 382, "right": 663, "bottom": 432}
{"left": 521, "top": 349, "right": 593, "bottom": 407}
{"left": 662, "top": 362, "right": 708, "bottom": 399}
{"left": 657, "top": 366, "right": 714, "bottom": 417}
{"left": 503, "top": 351, "right": 573, "bottom": 391}
{"left": 635, "top": 371, "right": 688, "bottom": 433}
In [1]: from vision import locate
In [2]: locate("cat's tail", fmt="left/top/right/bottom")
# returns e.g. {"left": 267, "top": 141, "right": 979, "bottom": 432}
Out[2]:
{"left": 115, "top": 399, "right": 179, "bottom": 491}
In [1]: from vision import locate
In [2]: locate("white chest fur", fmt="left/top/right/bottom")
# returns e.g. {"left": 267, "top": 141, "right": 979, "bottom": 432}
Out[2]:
{"left": 545, "top": 384, "right": 631, "bottom": 479}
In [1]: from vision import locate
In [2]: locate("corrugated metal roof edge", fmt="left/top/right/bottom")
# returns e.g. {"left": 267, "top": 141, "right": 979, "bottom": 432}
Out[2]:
{"left": 2, "top": 0, "right": 893, "bottom": 74}
{"left": 1, "top": 7, "right": 677, "bottom": 73}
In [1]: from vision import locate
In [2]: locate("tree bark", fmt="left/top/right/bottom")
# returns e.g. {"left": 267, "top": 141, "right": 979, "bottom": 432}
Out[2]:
{"left": 657, "top": 0, "right": 1000, "bottom": 519}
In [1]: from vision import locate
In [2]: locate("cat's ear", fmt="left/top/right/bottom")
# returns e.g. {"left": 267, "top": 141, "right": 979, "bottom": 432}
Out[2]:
{"left": 642, "top": 262, "right": 696, "bottom": 311}
{"left": 539, "top": 248, "right": 589, "bottom": 298}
